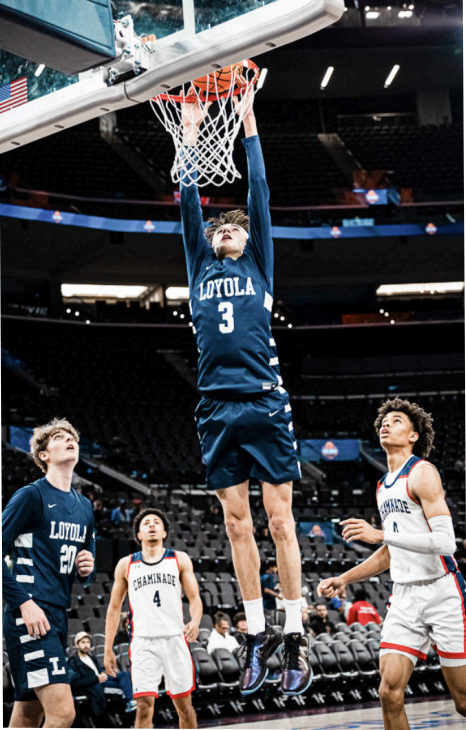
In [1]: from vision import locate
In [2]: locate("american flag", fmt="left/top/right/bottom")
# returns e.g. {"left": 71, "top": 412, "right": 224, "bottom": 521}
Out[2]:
{"left": 0, "top": 77, "right": 28, "bottom": 115}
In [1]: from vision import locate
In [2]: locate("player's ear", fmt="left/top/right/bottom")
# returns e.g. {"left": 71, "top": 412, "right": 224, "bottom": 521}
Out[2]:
{"left": 409, "top": 431, "right": 419, "bottom": 444}
{"left": 39, "top": 450, "right": 49, "bottom": 465}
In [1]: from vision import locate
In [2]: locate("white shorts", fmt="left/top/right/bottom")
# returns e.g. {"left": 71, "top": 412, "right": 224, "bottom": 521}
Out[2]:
{"left": 380, "top": 571, "right": 466, "bottom": 667}
{"left": 130, "top": 634, "right": 196, "bottom": 699}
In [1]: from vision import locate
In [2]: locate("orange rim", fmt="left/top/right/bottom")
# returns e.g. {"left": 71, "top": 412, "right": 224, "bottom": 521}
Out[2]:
{"left": 152, "top": 59, "right": 260, "bottom": 103}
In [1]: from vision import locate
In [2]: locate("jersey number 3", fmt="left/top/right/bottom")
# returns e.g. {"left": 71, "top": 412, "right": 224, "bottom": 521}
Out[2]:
{"left": 218, "top": 302, "right": 234, "bottom": 333}
{"left": 60, "top": 545, "right": 77, "bottom": 574}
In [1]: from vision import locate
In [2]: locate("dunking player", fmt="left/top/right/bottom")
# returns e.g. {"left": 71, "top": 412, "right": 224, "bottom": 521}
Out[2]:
{"left": 2, "top": 418, "right": 95, "bottom": 728}
{"left": 104, "top": 509, "right": 202, "bottom": 729}
{"left": 318, "top": 398, "right": 466, "bottom": 729}
{"left": 179, "top": 79, "right": 312, "bottom": 696}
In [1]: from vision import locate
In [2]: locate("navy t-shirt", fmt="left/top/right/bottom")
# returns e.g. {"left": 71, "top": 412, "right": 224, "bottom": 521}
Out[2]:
{"left": 260, "top": 572, "right": 278, "bottom": 611}
{"left": 2, "top": 477, "right": 95, "bottom": 610}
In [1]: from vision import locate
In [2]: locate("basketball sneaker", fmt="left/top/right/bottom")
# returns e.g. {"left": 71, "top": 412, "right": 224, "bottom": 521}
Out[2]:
{"left": 238, "top": 624, "right": 282, "bottom": 695}
{"left": 281, "top": 632, "right": 313, "bottom": 696}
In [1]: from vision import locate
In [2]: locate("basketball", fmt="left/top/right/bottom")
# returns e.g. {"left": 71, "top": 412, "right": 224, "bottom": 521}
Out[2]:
{"left": 193, "top": 62, "right": 243, "bottom": 95}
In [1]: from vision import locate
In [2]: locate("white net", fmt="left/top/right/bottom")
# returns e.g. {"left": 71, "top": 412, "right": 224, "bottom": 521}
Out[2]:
{"left": 150, "top": 60, "right": 260, "bottom": 188}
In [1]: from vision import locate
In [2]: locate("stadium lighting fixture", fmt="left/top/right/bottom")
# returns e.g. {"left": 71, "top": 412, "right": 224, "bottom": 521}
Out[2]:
{"left": 180, "top": 313, "right": 185, "bottom": 319}
{"left": 280, "top": 316, "right": 285, "bottom": 321}
{"left": 320, "top": 66, "right": 334, "bottom": 90}
{"left": 390, "top": 319, "right": 395, "bottom": 324}
{"left": 287, "top": 323, "right": 293, "bottom": 328}
{"left": 384, "top": 64, "right": 400, "bottom": 88}
{"left": 61, "top": 284, "right": 147, "bottom": 299}
{"left": 377, "top": 282, "right": 464, "bottom": 297}
{"left": 35, "top": 64, "right": 45, "bottom": 77}
{"left": 366, "top": 11, "right": 380, "bottom": 18}
{"left": 165, "top": 286, "right": 190, "bottom": 300}
{"left": 398, "top": 9, "right": 413, "bottom": 17}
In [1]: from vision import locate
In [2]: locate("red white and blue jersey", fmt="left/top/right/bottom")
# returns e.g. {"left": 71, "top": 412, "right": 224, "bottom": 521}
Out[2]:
{"left": 377, "top": 455, "right": 458, "bottom": 583}
{"left": 127, "top": 549, "right": 184, "bottom": 638}
{"left": 180, "top": 135, "right": 283, "bottom": 399}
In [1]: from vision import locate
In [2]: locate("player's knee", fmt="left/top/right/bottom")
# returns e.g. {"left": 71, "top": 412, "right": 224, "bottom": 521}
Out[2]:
{"left": 55, "top": 703, "right": 75, "bottom": 727}
{"left": 378, "top": 680, "right": 404, "bottom": 711}
{"left": 453, "top": 695, "right": 466, "bottom": 717}
{"left": 268, "top": 514, "right": 294, "bottom": 541}
{"left": 224, "top": 515, "right": 252, "bottom": 541}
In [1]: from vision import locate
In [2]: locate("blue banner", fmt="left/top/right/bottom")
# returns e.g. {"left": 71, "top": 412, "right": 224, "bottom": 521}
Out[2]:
{"left": 0, "top": 204, "right": 462, "bottom": 239}
{"left": 299, "top": 439, "right": 360, "bottom": 462}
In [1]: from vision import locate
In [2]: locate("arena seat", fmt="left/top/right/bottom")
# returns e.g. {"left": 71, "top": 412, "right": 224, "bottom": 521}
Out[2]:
{"left": 211, "top": 648, "right": 241, "bottom": 693}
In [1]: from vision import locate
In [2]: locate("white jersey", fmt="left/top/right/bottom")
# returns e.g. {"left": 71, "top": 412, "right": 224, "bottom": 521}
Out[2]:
{"left": 127, "top": 549, "right": 185, "bottom": 638}
{"left": 376, "top": 455, "right": 458, "bottom": 584}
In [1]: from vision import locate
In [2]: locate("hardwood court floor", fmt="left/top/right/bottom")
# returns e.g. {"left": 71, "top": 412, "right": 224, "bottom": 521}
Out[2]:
{"left": 205, "top": 698, "right": 463, "bottom": 729}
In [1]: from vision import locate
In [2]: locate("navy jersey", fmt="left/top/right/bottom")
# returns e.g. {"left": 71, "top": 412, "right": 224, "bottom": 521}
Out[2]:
{"left": 181, "top": 135, "right": 282, "bottom": 398}
{"left": 2, "top": 477, "right": 95, "bottom": 610}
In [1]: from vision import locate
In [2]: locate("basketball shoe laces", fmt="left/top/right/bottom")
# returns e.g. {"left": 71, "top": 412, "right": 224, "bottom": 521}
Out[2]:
{"left": 237, "top": 633, "right": 265, "bottom": 667}
{"left": 283, "top": 634, "right": 301, "bottom": 670}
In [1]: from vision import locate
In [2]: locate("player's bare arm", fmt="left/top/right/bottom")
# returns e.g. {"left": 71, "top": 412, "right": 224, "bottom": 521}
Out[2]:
{"left": 181, "top": 85, "right": 212, "bottom": 145}
{"left": 341, "top": 517, "right": 385, "bottom": 545}
{"left": 317, "top": 545, "right": 391, "bottom": 599}
{"left": 381, "top": 462, "right": 456, "bottom": 555}
{"left": 177, "top": 551, "right": 202, "bottom": 642}
{"left": 104, "top": 555, "right": 130, "bottom": 676}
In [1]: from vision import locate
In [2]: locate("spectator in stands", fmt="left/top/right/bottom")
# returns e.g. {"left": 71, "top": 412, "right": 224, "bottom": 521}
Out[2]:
{"left": 260, "top": 564, "right": 281, "bottom": 619}
{"left": 232, "top": 612, "right": 248, "bottom": 640}
{"left": 67, "top": 632, "right": 135, "bottom": 716}
{"left": 128, "top": 498, "right": 144, "bottom": 523}
{"left": 208, "top": 504, "right": 223, "bottom": 525}
{"left": 346, "top": 588, "right": 382, "bottom": 626}
{"left": 309, "top": 603, "right": 336, "bottom": 636}
{"left": 114, "top": 612, "right": 130, "bottom": 646}
{"left": 111, "top": 499, "right": 127, "bottom": 526}
{"left": 207, "top": 612, "right": 240, "bottom": 654}
{"left": 329, "top": 586, "right": 353, "bottom": 619}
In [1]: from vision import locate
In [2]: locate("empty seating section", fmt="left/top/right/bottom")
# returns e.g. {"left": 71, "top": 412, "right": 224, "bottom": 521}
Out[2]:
{"left": 339, "top": 123, "right": 463, "bottom": 198}
{"left": 2, "top": 121, "right": 155, "bottom": 200}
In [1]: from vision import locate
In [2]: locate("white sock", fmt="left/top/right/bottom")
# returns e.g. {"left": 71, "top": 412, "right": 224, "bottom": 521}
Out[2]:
{"left": 243, "top": 597, "right": 266, "bottom": 635}
{"left": 283, "top": 598, "right": 304, "bottom": 635}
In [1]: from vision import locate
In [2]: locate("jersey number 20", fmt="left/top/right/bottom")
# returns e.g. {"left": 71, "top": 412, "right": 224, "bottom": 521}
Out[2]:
{"left": 60, "top": 545, "right": 77, "bottom": 574}
{"left": 218, "top": 302, "right": 234, "bottom": 333}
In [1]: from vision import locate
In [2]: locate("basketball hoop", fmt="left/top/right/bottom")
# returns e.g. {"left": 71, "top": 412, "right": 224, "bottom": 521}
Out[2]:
{"left": 150, "top": 59, "right": 262, "bottom": 188}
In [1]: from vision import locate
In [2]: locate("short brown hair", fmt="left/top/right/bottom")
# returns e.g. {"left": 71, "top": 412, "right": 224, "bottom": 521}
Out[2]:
{"left": 30, "top": 418, "right": 80, "bottom": 473}
{"left": 374, "top": 398, "right": 435, "bottom": 459}
{"left": 133, "top": 508, "right": 170, "bottom": 545}
{"left": 204, "top": 209, "right": 249, "bottom": 244}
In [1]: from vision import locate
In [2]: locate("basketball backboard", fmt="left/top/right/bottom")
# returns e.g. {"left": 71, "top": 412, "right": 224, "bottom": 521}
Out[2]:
{"left": 0, "top": 0, "right": 344, "bottom": 154}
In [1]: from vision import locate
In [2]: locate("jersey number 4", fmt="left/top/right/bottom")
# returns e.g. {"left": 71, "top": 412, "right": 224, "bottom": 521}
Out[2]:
{"left": 153, "top": 590, "right": 161, "bottom": 606}
{"left": 218, "top": 302, "right": 234, "bottom": 333}
{"left": 60, "top": 545, "right": 77, "bottom": 574}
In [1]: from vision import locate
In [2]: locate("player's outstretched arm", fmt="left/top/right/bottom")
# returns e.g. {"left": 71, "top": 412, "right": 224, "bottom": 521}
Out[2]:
{"left": 383, "top": 464, "right": 456, "bottom": 555}
{"left": 177, "top": 551, "right": 202, "bottom": 642}
{"left": 104, "top": 556, "right": 129, "bottom": 677}
{"left": 317, "top": 545, "right": 391, "bottom": 599}
{"left": 180, "top": 86, "right": 213, "bottom": 286}
{"left": 234, "top": 78, "right": 273, "bottom": 281}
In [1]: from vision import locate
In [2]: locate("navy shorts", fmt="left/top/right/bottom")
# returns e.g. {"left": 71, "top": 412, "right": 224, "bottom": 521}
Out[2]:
{"left": 195, "top": 388, "right": 302, "bottom": 491}
{"left": 3, "top": 601, "right": 69, "bottom": 701}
